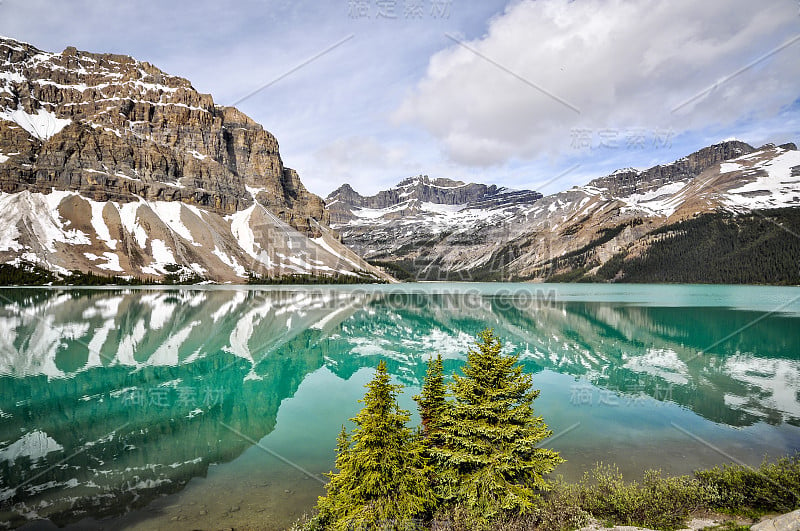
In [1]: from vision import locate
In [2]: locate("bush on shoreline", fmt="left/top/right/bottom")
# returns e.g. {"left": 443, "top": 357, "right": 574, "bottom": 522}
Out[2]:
{"left": 695, "top": 455, "right": 800, "bottom": 514}
{"left": 427, "top": 456, "right": 800, "bottom": 531}
{"left": 299, "top": 452, "right": 800, "bottom": 530}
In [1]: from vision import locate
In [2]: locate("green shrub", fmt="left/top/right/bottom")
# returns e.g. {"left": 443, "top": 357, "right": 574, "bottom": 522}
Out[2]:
{"left": 575, "top": 464, "right": 714, "bottom": 530}
{"left": 528, "top": 482, "right": 590, "bottom": 531}
{"left": 695, "top": 454, "right": 800, "bottom": 513}
{"left": 431, "top": 480, "right": 589, "bottom": 531}
{"left": 704, "top": 523, "right": 752, "bottom": 531}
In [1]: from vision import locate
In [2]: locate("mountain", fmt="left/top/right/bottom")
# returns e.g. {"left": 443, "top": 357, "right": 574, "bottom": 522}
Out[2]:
{"left": 329, "top": 141, "right": 800, "bottom": 283}
{"left": 585, "top": 140, "right": 756, "bottom": 197}
{"left": 0, "top": 36, "right": 391, "bottom": 283}
{"left": 327, "top": 175, "right": 542, "bottom": 224}
{"left": 325, "top": 175, "right": 543, "bottom": 275}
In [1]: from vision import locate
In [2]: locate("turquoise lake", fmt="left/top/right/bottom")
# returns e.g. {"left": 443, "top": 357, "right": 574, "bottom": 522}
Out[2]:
{"left": 0, "top": 283, "right": 799, "bottom": 529}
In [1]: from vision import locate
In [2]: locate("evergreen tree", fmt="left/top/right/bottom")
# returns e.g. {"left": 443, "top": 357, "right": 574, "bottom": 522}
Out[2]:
{"left": 414, "top": 353, "right": 447, "bottom": 447}
{"left": 312, "top": 361, "right": 435, "bottom": 530}
{"left": 434, "top": 329, "right": 564, "bottom": 520}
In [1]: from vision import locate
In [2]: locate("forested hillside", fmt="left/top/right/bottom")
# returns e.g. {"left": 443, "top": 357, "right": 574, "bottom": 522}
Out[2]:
{"left": 587, "top": 208, "right": 800, "bottom": 285}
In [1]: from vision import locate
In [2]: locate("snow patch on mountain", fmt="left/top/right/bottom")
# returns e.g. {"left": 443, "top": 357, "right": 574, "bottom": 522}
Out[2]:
{"left": 227, "top": 204, "right": 258, "bottom": 260}
{"left": 620, "top": 181, "right": 688, "bottom": 217}
{"left": 310, "top": 237, "right": 362, "bottom": 273}
{"left": 212, "top": 246, "right": 247, "bottom": 278}
{"left": 95, "top": 252, "right": 123, "bottom": 272}
{"left": 720, "top": 162, "right": 744, "bottom": 174}
{"left": 724, "top": 149, "right": 800, "bottom": 210}
{"left": 0, "top": 107, "right": 71, "bottom": 140}
{"left": 419, "top": 201, "right": 465, "bottom": 214}
{"left": 148, "top": 202, "right": 202, "bottom": 247}
{"left": 142, "top": 239, "right": 176, "bottom": 275}
{"left": 118, "top": 201, "right": 148, "bottom": 248}
{"left": 89, "top": 202, "right": 118, "bottom": 250}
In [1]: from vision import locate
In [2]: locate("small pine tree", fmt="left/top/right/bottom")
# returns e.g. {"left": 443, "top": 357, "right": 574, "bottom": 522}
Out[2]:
{"left": 434, "top": 329, "right": 564, "bottom": 520}
{"left": 414, "top": 353, "right": 448, "bottom": 447}
{"left": 312, "top": 361, "right": 435, "bottom": 530}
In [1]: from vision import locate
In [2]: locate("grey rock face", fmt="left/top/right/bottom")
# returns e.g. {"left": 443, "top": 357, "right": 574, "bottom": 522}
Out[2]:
{"left": 326, "top": 174, "right": 542, "bottom": 225}
{"left": 751, "top": 509, "right": 800, "bottom": 531}
{"left": 587, "top": 141, "right": 756, "bottom": 197}
{"left": 0, "top": 36, "right": 389, "bottom": 282}
{"left": 0, "top": 37, "right": 324, "bottom": 229}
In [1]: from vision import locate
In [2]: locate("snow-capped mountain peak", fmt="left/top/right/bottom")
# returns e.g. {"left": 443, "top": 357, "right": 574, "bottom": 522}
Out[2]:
{"left": 0, "top": 36, "right": 389, "bottom": 282}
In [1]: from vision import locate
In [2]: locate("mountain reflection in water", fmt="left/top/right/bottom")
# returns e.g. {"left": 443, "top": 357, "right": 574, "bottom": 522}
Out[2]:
{"left": 0, "top": 285, "right": 798, "bottom": 527}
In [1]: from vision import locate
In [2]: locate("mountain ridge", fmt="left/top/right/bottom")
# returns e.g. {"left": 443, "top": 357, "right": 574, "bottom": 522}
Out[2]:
{"left": 328, "top": 140, "right": 800, "bottom": 283}
{"left": 326, "top": 174, "right": 542, "bottom": 225}
{"left": 586, "top": 140, "right": 757, "bottom": 197}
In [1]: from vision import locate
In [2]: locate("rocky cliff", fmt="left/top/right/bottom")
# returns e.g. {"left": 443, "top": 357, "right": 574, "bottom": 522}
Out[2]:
{"left": 327, "top": 175, "right": 541, "bottom": 225}
{"left": 587, "top": 140, "right": 756, "bottom": 197}
{"left": 0, "top": 36, "right": 390, "bottom": 282}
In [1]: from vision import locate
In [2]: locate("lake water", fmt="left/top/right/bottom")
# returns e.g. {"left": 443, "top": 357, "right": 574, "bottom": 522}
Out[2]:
{"left": 0, "top": 283, "right": 799, "bottom": 530}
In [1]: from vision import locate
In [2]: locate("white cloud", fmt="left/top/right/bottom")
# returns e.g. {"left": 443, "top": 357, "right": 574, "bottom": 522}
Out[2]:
{"left": 394, "top": 0, "right": 800, "bottom": 166}
{"left": 3, "top": 0, "right": 796, "bottom": 197}
{"left": 316, "top": 136, "right": 409, "bottom": 170}
{"left": 301, "top": 136, "right": 422, "bottom": 196}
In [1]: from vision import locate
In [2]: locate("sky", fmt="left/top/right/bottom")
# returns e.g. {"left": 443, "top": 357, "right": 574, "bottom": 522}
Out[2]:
{"left": 1, "top": 0, "right": 799, "bottom": 198}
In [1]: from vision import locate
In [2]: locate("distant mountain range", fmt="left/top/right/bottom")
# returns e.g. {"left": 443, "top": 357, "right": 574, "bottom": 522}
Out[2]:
{"left": 0, "top": 36, "right": 390, "bottom": 283}
{"left": 328, "top": 140, "right": 800, "bottom": 284}
{"left": 327, "top": 176, "right": 542, "bottom": 224}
